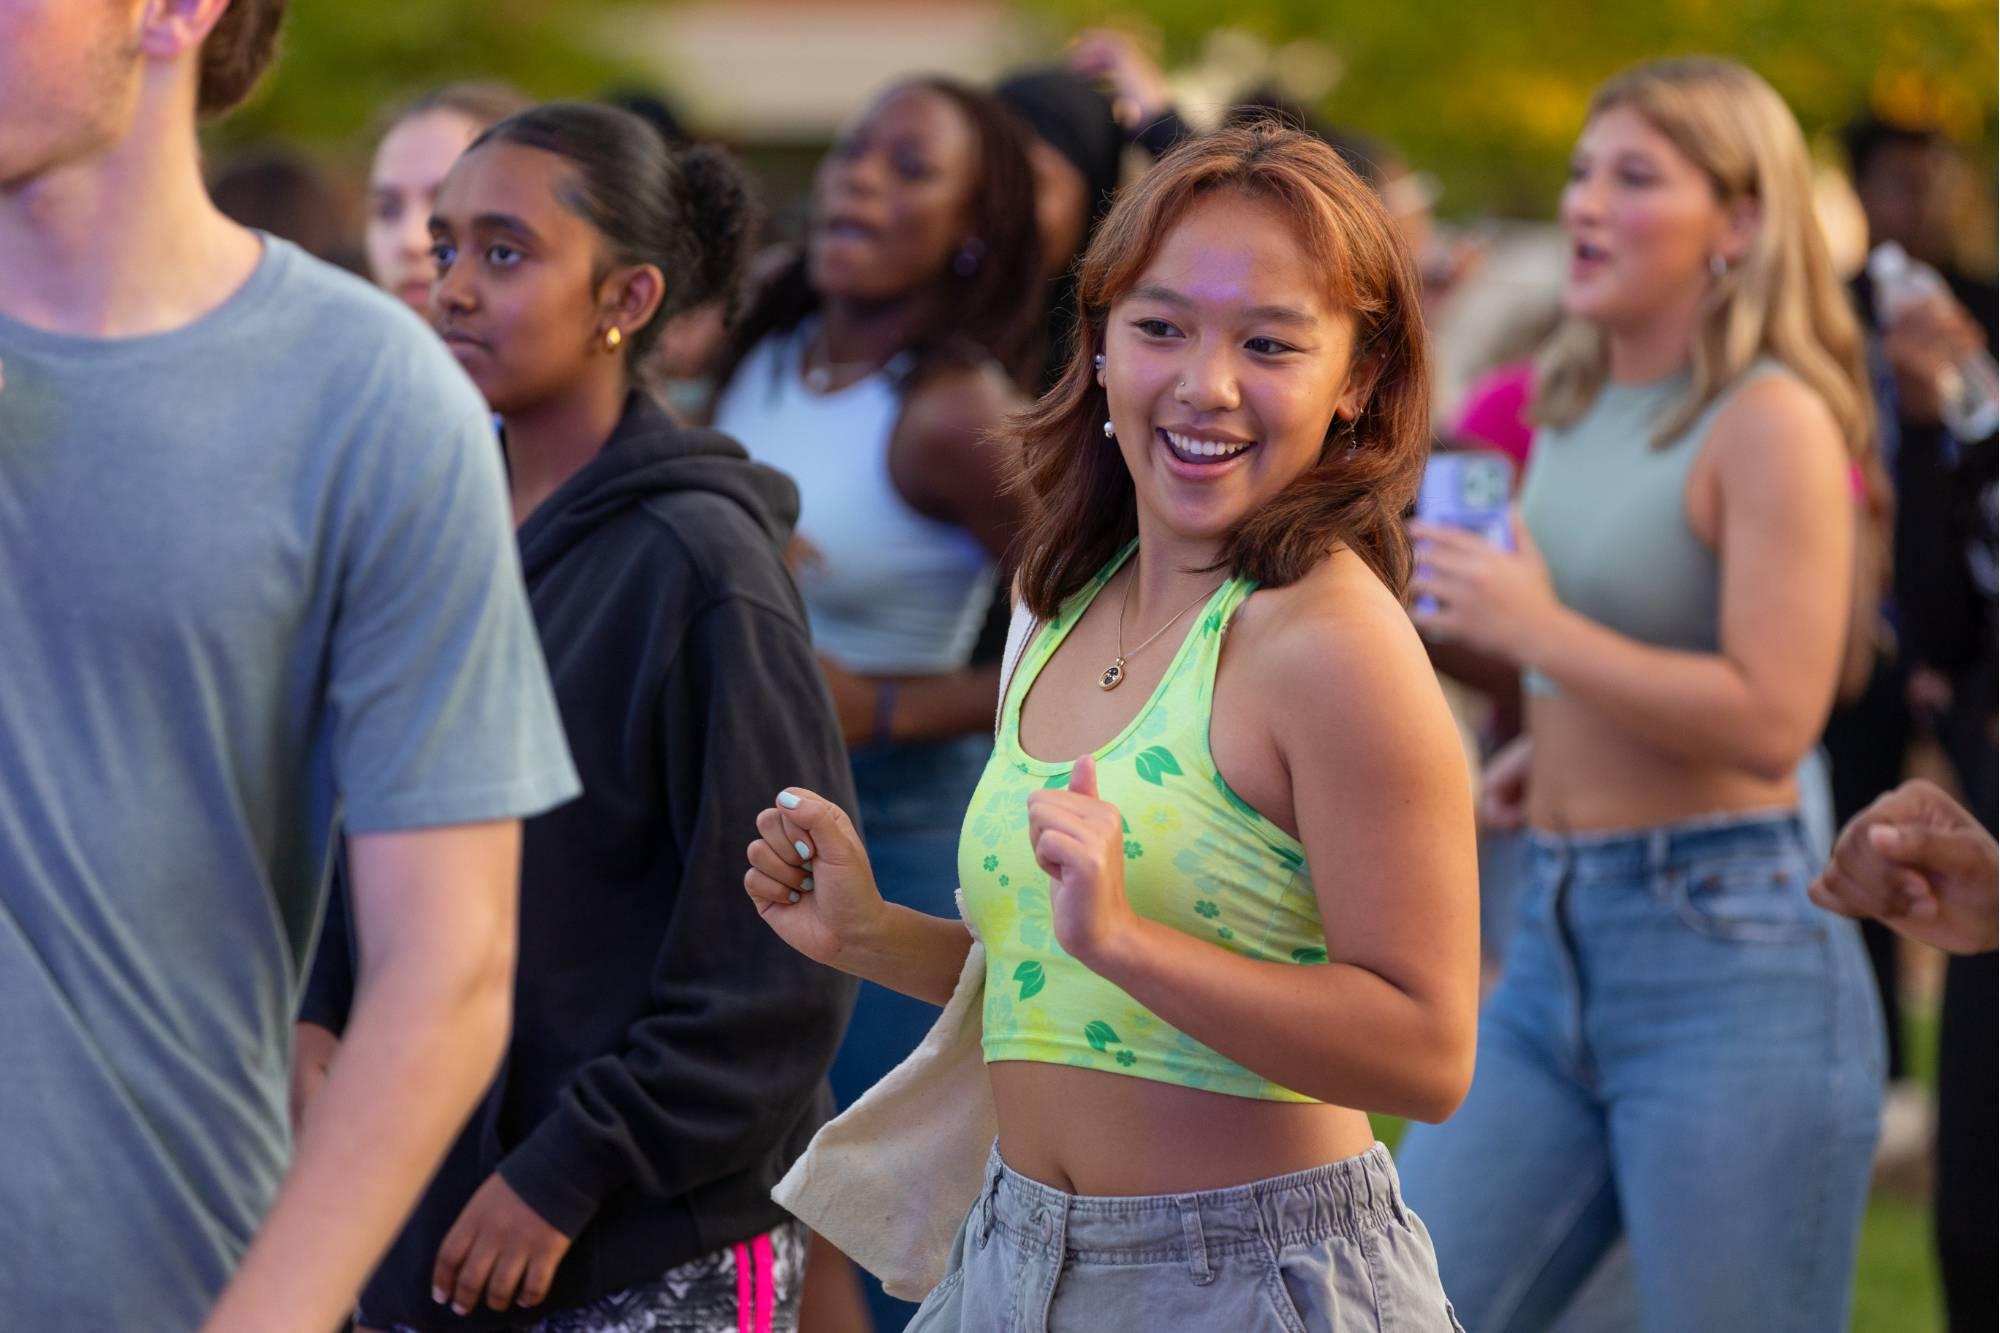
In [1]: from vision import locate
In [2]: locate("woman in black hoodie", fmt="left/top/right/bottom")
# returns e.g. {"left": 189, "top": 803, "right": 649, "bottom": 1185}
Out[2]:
{"left": 302, "top": 103, "right": 857, "bottom": 1332}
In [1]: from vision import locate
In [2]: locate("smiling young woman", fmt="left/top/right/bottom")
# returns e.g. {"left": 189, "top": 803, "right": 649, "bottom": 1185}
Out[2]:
{"left": 744, "top": 120, "right": 1478, "bottom": 1331}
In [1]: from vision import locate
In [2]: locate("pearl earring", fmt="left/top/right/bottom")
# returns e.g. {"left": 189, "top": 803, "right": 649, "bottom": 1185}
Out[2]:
{"left": 1102, "top": 419, "right": 1116, "bottom": 439}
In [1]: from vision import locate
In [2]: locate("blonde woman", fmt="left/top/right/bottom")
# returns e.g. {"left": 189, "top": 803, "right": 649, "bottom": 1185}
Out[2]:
{"left": 1396, "top": 58, "right": 1885, "bottom": 1332}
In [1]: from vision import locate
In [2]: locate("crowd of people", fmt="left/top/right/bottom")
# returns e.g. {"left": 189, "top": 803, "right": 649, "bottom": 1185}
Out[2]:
{"left": 0, "top": 2, "right": 1992, "bottom": 1332}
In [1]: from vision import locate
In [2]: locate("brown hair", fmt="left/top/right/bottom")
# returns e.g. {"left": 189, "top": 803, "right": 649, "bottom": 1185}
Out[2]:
{"left": 380, "top": 82, "right": 533, "bottom": 141}
{"left": 1009, "top": 120, "right": 1431, "bottom": 620}
{"left": 197, "top": 0, "right": 287, "bottom": 119}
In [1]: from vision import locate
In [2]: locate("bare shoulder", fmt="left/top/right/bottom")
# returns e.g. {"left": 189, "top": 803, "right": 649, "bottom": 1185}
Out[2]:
{"left": 891, "top": 361, "right": 1028, "bottom": 539}
{"left": 1228, "top": 548, "right": 1438, "bottom": 717}
{"left": 897, "top": 360, "right": 1024, "bottom": 451}
{"left": 1703, "top": 368, "right": 1847, "bottom": 491}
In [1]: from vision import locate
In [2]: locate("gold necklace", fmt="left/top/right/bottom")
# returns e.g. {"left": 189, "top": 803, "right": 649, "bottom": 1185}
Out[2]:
{"left": 1099, "top": 568, "right": 1226, "bottom": 691}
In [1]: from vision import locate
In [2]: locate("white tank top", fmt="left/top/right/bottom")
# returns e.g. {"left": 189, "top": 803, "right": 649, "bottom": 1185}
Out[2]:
{"left": 711, "top": 321, "right": 997, "bottom": 674}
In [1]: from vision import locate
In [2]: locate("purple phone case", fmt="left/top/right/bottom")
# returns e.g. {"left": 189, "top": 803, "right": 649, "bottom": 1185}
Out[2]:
{"left": 1414, "top": 452, "right": 1514, "bottom": 615}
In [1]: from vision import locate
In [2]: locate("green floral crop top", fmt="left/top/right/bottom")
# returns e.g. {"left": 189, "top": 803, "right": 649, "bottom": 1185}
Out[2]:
{"left": 959, "top": 545, "right": 1326, "bottom": 1102}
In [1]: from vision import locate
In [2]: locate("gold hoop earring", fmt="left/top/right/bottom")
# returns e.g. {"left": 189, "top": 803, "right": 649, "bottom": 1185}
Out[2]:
{"left": 603, "top": 326, "right": 624, "bottom": 351}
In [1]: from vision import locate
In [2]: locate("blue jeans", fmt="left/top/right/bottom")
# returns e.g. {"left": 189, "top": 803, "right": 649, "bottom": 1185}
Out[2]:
{"left": 1397, "top": 811, "right": 1884, "bottom": 1332}
{"left": 910, "top": 1143, "right": 1463, "bottom": 1332}
{"left": 834, "top": 733, "right": 993, "bottom": 1331}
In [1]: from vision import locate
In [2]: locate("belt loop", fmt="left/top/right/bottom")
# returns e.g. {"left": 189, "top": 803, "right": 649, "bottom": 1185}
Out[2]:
{"left": 1179, "top": 1197, "right": 1215, "bottom": 1286}
{"left": 1648, "top": 825, "right": 1674, "bottom": 897}
{"left": 979, "top": 1155, "right": 1001, "bottom": 1242}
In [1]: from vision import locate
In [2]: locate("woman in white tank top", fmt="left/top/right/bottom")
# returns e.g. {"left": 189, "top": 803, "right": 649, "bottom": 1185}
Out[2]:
{"left": 709, "top": 76, "right": 1046, "bottom": 1333}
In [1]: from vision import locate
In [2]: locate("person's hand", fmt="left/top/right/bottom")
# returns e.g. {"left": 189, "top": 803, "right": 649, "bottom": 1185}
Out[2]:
{"left": 1067, "top": 28, "right": 1173, "bottom": 129}
{"left": 1882, "top": 294, "right": 1988, "bottom": 427}
{"left": 1479, "top": 735, "right": 1533, "bottom": 832}
{"left": 745, "top": 787, "right": 888, "bottom": 967}
{"left": 433, "top": 1173, "right": 573, "bottom": 1316}
{"left": 1409, "top": 509, "right": 1560, "bottom": 663}
{"left": 1809, "top": 778, "right": 1999, "bottom": 956}
{"left": 816, "top": 656, "right": 879, "bottom": 748}
{"left": 288, "top": 1021, "right": 339, "bottom": 1133}
{"left": 1026, "top": 755, "right": 1142, "bottom": 967}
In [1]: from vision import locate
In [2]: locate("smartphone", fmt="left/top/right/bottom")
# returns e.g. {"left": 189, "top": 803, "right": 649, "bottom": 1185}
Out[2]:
{"left": 1413, "top": 450, "right": 1515, "bottom": 616}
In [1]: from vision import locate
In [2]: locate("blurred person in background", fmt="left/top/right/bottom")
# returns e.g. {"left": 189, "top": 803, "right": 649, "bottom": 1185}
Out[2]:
{"left": 303, "top": 104, "right": 854, "bottom": 1333}
{"left": 365, "top": 82, "right": 530, "bottom": 317}
{"left": 210, "top": 145, "right": 362, "bottom": 271}
{"left": 1839, "top": 110, "right": 1998, "bottom": 1333}
{"left": 1394, "top": 58, "right": 1886, "bottom": 1332}
{"left": 708, "top": 75, "right": 1043, "bottom": 1332}
{"left": 994, "top": 65, "right": 1128, "bottom": 394}
{"left": 0, "top": 2, "right": 581, "bottom": 1328}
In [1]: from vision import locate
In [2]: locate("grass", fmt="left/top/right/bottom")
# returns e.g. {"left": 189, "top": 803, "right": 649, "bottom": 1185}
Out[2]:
{"left": 1854, "top": 1194, "right": 1940, "bottom": 1333}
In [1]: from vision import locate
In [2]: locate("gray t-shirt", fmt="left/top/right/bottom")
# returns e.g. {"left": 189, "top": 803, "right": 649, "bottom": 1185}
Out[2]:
{"left": 0, "top": 237, "right": 580, "bottom": 1327}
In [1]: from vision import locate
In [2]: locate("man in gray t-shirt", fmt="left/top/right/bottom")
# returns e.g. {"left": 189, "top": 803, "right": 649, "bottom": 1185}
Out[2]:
{"left": 0, "top": 4, "right": 578, "bottom": 1329}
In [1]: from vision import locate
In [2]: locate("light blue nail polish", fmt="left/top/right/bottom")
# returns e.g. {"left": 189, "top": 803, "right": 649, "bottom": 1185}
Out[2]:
{"left": 788, "top": 890, "right": 802, "bottom": 904}
{"left": 801, "top": 877, "right": 814, "bottom": 891}
{"left": 794, "top": 840, "right": 812, "bottom": 860}
{"left": 777, "top": 791, "right": 801, "bottom": 809}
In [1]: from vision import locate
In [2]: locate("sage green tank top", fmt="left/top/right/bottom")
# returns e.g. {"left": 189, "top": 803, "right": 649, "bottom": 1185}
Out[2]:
{"left": 1519, "top": 359, "right": 1788, "bottom": 694}
{"left": 958, "top": 544, "right": 1325, "bottom": 1102}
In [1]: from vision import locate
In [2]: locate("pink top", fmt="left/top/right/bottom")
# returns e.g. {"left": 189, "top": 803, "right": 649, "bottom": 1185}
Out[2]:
{"left": 1450, "top": 363, "right": 1536, "bottom": 469}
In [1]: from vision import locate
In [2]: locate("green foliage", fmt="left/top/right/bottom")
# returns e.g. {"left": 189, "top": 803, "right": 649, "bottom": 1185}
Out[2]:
{"left": 1026, "top": 0, "right": 1995, "bottom": 215}
{"left": 210, "top": 0, "right": 644, "bottom": 155}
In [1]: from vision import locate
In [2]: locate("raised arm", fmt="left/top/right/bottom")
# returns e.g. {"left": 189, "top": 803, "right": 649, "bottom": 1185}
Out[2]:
{"left": 203, "top": 822, "right": 519, "bottom": 1333}
{"left": 1415, "top": 374, "right": 1854, "bottom": 780}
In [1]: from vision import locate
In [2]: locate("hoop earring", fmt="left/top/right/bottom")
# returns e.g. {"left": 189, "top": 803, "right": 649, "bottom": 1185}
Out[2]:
{"left": 603, "top": 326, "right": 624, "bottom": 351}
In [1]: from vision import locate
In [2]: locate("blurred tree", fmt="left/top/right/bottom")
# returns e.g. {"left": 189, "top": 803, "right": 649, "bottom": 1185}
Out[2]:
{"left": 208, "top": 0, "right": 641, "bottom": 157}
{"left": 1027, "top": 0, "right": 1996, "bottom": 218}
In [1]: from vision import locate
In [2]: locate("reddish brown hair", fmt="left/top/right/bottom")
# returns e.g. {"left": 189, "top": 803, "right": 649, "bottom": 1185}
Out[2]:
{"left": 1008, "top": 119, "right": 1431, "bottom": 620}
{"left": 198, "top": 0, "right": 287, "bottom": 118}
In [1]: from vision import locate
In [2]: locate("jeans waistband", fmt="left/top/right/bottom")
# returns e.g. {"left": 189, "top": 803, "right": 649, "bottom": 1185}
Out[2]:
{"left": 1526, "top": 808, "right": 1805, "bottom": 879}
{"left": 977, "top": 1141, "right": 1402, "bottom": 1268}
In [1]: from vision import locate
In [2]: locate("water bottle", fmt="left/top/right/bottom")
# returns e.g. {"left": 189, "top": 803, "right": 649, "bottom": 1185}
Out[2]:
{"left": 1867, "top": 241, "right": 2000, "bottom": 441}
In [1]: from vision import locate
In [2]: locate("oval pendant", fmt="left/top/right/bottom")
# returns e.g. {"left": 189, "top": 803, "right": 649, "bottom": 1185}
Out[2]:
{"left": 1099, "top": 661, "right": 1125, "bottom": 690}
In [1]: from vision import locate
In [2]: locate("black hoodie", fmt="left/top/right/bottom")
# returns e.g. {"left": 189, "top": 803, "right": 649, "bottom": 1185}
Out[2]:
{"left": 329, "top": 392, "right": 857, "bottom": 1329}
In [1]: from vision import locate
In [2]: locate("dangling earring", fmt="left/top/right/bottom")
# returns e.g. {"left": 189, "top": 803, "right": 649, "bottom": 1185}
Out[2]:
{"left": 1336, "top": 414, "right": 1361, "bottom": 455}
{"left": 603, "top": 326, "right": 624, "bottom": 351}
{"left": 1103, "top": 419, "right": 1116, "bottom": 440}
{"left": 1709, "top": 254, "right": 1728, "bottom": 280}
